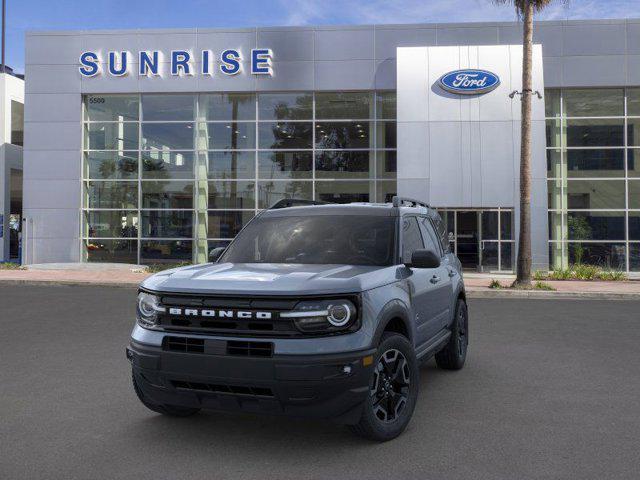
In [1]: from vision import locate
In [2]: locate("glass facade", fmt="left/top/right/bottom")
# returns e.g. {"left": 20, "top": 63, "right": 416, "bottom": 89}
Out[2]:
{"left": 546, "top": 88, "right": 639, "bottom": 272}
{"left": 81, "top": 92, "right": 397, "bottom": 264}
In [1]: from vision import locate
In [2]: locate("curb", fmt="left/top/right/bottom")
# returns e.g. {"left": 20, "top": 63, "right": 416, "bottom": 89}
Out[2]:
{"left": 466, "top": 288, "right": 640, "bottom": 301}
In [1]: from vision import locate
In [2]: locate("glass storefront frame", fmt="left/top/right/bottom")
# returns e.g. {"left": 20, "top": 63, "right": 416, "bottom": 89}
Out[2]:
{"left": 546, "top": 87, "right": 640, "bottom": 273}
{"left": 81, "top": 91, "right": 397, "bottom": 264}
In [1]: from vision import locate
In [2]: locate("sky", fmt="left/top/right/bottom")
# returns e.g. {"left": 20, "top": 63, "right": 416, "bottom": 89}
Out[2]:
{"left": 4, "top": 0, "right": 639, "bottom": 73}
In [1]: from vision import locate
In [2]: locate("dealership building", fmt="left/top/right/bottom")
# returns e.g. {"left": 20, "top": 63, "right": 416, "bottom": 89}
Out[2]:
{"left": 22, "top": 18, "right": 640, "bottom": 273}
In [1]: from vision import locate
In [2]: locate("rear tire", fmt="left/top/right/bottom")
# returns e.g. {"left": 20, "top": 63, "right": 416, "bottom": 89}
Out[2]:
{"left": 435, "top": 298, "right": 468, "bottom": 370}
{"left": 132, "top": 372, "right": 200, "bottom": 417}
{"left": 350, "top": 333, "right": 419, "bottom": 441}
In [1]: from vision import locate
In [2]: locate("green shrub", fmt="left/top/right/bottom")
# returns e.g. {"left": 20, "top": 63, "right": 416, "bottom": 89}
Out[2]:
{"left": 0, "top": 262, "right": 24, "bottom": 270}
{"left": 549, "top": 268, "right": 572, "bottom": 280}
{"left": 595, "top": 270, "right": 627, "bottom": 281}
{"left": 532, "top": 270, "right": 548, "bottom": 281}
{"left": 534, "top": 281, "right": 556, "bottom": 291}
{"left": 573, "top": 264, "right": 599, "bottom": 280}
{"left": 145, "top": 262, "right": 191, "bottom": 273}
{"left": 488, "top": 279, "right": 502, "bottom": 289}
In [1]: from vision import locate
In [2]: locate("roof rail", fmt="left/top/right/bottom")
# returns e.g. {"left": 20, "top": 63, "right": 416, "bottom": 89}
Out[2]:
{"left": 269, "top": 198, "right": 330, "bottom": 209}
{"left": 391, "top": 196, "right": 430, "bottom": 209}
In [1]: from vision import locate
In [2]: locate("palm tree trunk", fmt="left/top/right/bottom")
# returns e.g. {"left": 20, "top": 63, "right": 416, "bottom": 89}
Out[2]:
{"left": 515, "top": 0, "right": 534, "bottom": 287}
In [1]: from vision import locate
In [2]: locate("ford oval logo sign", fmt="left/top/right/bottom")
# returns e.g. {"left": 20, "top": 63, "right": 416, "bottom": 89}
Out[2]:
{"left": 438, "top": 69, "right": 500, "bottom": 95}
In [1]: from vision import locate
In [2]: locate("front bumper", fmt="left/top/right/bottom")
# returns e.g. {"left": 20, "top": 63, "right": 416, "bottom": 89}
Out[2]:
{"left": 128, "top": 339, "right": 376, "bottom": 424}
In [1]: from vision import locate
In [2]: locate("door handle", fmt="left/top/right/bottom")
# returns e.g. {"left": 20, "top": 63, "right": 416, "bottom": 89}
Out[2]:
{"left": 430, "top": 275, "right": 441, "bottom": 284}
{"left": 448, "top": 268, "right": 456, "bottom": 277}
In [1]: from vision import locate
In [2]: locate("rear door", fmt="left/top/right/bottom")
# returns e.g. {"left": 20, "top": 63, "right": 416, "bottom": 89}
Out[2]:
{"left": 401, "top": 216, "right": 441, "bottom": 347}
{"left": 419, "top": 216, "right": 453, "bottom": 331}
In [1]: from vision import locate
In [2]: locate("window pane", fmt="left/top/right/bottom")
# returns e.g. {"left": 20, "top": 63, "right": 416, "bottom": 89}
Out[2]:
{"left": 631, "top": 244, "right": 640, "bottom": 272}
{"left": 628, "top": 118, "right": 640, "bottom": 147}
{"left": 141, "top": 181, "right": 193, "bottom": 208}
{"left": 315, "top": 92, "right": 373, "bottom": 119}
{"left": 566, "top": 180, "right": 625, "bottom": 209}
{"left": 207, "top": 211, "right": 255, "bottom": 238}
{"left": 85, "top": 210, "right": 138, "bottom": 238}
{"left": 208, "top": 181, "right": 255, "bottom": 209}
{"left": 544, "top": 89, "right": 560, "bottom": 118}
{"left": 207, "top": 239, "right": 232, "bottom": 249}
{"left": 547, "top": 149, "right": 562, "bottom": 178}
{"left": 377, "top": 151, "right": 397, "bottom": 179}
{"left": 86, "top": 181, "right": 137, "bottom": 209}
{"left": 85, "top": 152, "right": 138, "bottom": 179}
{"left": 563, "top": 89, "right": 623, "bottom": 117}
{"left": 141, "top": 123, "right": 195, "bottom": 150}
{"left": 200, "top": 122, "right": 255, "bottom": 150}
{"left": 85, "top": 122, "right": 138, "bottom": 150}
{"left": 566, "top": 149, "right": 624, "bottom": 178}
{"left": 257, "top": 181, "right": 312, "bottom": 208}
{"left": 566, "top": 119, "right": 624, "bottom": 147}
{"left": 258, "top": 93, "right": 312, "bottom": 120}
{"left": 85, "top": 239, "right": 137, "bottom": 263}
{"left": 142, "top": 94, "right": 195, "bottom": 121}
{"left": 200, "top": 93, "right": 255, "bottom": 121}
{"left": 547, "top": 179, "right": 564, "bottom": 210}
{"left": 142, "top": 151, "right": 194, "bottom": 179}
{"left": 315, "top": 151, "right": 372, "bottom": 179}
{"left": 141, "top": 240, "right": 192, "bottom": 264}
{"left": 141, "top": 211, "right": 193, "bottom": 238}
{"left": 376, "top": 180, "right": 396, "bottom": 203}
{"left": 206, "top": 151, "right": 256, "bottom": 179}
{"left": 315, "top": 181, "right": 371, "bottom": 203}
{"left": 545, "top": 119, "right": 563, "bottom": 148}
{"left": 402, "top": 217, "right": 425, "bottom": 264}
{"left": 259, "top": 122, "right": 312, "bottom": 149}
{"left": 86, "top": 95, "right": 139, "bottom": 122}
{"left": 315, "top": 122, "right": 371, "bottom": 149}
{"left": 567, "top": 212, "right": 625, "bottom": 240}
{"left": 568, "top": 243, "right": 626, "bottom": 270}
{"left": 376, "top": 92, "right": 396, "bottom": 119}
{"left": 630, "top": 149, "right": 640, "bottom": 178}
{"left": 629, "top": 213, "right": 640, "bottom": 241}
{"left": 376, "top": 122, "right": 396, "bottom": 149}
{"left": 481, "top": 241, "right": 499, "bottom": 270}
{"left": 481, "top": 211, "right": 498, "bottom": 240}
{"left": 10, "top": 100, "right": 24, "bottom": 146}
{"left": 501, "top": 243, "right": 513, "bottom": 271}
{"left": 628, "top": 88, "right": 640, "bottom": 116}
{"left": 630, "top": 181, "right": 640, "bottom": 209}
{"left": 258, "top": 151, "right": 312, "bottom": 179}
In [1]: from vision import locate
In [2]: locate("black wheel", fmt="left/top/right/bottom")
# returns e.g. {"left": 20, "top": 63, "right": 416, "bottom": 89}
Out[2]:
{"left": 351, "top": 333, "right": 419, "bottom": 441}
{"left": 132, "top": 372, "right": 200, "bottom": 417}
{"left": 435, "top": 298, "right": 468, "bottom": 370}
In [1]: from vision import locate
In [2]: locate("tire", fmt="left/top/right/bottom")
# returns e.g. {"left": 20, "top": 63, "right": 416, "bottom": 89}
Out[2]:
{"left": 435, "top": 298, "right": 469, "bottom": 370}
{"left": 132, "top": 372, "right": 200, "bottom": 417}
{"left": 350, "top": 333, "right": 420, "bottom": 441}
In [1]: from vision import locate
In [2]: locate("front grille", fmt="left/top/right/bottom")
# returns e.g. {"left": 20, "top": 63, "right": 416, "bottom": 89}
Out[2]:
{"left": 227, "top": 341, "right": 273, "bottom": 357}
{"left": 171, "top": 380, "right": 274, "bottom": 398}
{"left": 163, "top": 336, "right": 204, "bottom": 353}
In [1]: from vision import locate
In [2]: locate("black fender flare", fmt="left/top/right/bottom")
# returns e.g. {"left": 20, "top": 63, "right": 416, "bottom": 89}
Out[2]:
{"left": 371, "top": 299, "right": 413, "bottom": 347}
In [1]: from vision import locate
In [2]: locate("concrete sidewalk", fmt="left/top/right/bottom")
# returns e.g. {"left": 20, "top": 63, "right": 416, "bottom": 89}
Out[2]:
{"left": 1, "top": 264, "right": 639, "bottom": 299}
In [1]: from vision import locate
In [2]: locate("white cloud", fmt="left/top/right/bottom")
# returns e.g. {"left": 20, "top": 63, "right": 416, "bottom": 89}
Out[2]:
{"left": 279, "top": 0, "right": 637, "bottom": 25}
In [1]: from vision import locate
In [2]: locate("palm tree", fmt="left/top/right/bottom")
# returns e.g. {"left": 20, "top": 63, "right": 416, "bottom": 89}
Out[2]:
{"left": 493, "top": 0, "right": 558, "bottom": 288}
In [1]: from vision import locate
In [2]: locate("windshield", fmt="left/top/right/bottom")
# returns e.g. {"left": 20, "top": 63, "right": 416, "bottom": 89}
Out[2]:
{"left": 220, "top": 215, "right": 397, "bottom": 266}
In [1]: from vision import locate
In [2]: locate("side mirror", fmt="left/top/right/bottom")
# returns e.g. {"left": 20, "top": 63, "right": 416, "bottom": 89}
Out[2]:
{"left": 208, "top": 247, "right": 226, "bottom": 263}
{"left": 407, "top": 249, "right": 441, "bottom": 269}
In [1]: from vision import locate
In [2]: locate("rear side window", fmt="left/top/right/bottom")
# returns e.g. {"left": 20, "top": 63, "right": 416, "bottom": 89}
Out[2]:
{"left": 431, "top": 214, "right": 450, "bottom": 254}
{"left": 401, "top": 217, "right": 424, "bottom": 264}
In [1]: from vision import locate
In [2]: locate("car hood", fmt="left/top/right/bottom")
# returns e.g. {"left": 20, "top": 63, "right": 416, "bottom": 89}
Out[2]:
{"left": 141, "top": 262, "right": 398, "bottom": 296}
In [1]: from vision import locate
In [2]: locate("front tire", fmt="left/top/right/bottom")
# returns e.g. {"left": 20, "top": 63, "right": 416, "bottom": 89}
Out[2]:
{"left": 132, "top": 372, "right": 200, "bottom": 417}
{"left": 351, "top": 333, "right": 419, "bottom": 441}
{"left": 435, "top": 298, "right": 468, "bottom": 370}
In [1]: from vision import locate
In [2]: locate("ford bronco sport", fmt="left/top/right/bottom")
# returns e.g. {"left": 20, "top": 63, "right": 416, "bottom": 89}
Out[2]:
{"left": 128, "top": 196, "right": 468, "bottom": 441}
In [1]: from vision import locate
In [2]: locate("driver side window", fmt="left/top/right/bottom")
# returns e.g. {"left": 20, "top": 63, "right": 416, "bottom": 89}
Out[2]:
{"left": 402, "top": 217, "right": 425, "bottom": 264}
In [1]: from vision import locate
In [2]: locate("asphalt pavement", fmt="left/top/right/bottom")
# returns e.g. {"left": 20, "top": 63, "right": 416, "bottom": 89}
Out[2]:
{"left": 1, "top": 285, "right": 639, "bottom": 480}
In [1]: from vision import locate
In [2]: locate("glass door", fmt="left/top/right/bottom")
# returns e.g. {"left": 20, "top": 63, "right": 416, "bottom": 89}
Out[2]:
{"left": 456, "top": 211, "right": 480, "bottom": 270}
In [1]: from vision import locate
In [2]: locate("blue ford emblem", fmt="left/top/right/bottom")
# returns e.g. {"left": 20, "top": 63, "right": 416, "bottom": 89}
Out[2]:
{"left": 438, "top": 69, "right": 500, "bottom": 95}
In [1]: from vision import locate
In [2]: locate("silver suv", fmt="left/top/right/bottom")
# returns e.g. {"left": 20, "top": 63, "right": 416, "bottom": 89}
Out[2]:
{"left": 127, "top": 196, "right": 468, "bottom": 441}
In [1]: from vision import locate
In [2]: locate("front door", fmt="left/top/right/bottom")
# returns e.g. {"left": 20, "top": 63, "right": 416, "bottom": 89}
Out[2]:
{"left": 456, "top": 211, "right": 479, "bottom": 270}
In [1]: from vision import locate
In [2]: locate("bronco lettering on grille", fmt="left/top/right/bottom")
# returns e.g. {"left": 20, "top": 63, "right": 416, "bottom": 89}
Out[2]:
{"left": 168, "top": 308, "right": 273, "bottom": 320}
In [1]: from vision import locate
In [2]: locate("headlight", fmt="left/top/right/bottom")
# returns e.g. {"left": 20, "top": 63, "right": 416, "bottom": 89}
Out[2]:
{"left": 136, "top": 292, "right": 164, "bottom": 328}
{"left": 281, "top": 299, "right": 358, "bottom": 334}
